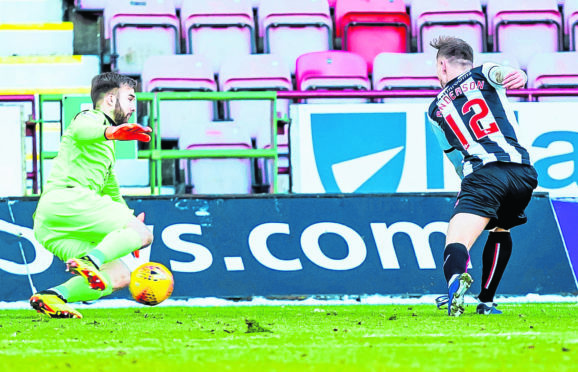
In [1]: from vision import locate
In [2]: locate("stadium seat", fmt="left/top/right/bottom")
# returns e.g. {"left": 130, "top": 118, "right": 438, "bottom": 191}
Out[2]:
{"left": 219, "top": 54, "right": 293, "bottom": 185}
{"left": 527, "top": 52, "right": 578, "bottom": 101}
{"left": 141, "top": 55, "right": 217, "bottom": 140}
{"left": 0, "top": 23, "right": 73, "bottom": 56}
{"left": 410, "top": 0, "right": 486, "bottom": 53}
{"left": 335, "top": 0, "right": 410, "bottom": 72}
{"left": 103, "top": 0, "right": 180, "bottom": 75}
{"left": 0, "top": 0, "right": 63, "bottom": 23}
{"left": 295, "top": 50, "right": 371, "bottom": 103}
{"left": 0, "top": 55, "right": 99, "bottom": 95}
{"left": 486, "top": 0, "right": 562, "bottom": 69}
{"left": 75, "top": 0, "right": 105, "bottom": 11}
{"left": 220, "top": 54, "right": 292, "bottom": 148}
{"left": 565, "top": 0, "right": 578, "bottom": 51}
{"left": 258, "top": 0, "right": 333, "bottom": 74}
{"left": 372, "top": 52, "right": 439, "bottom": 102}
{"left": 178, "top": 121, "right": 253, "bottom": 194}
{"left": 181, "top": 0, "right": 255, "bottom": 74}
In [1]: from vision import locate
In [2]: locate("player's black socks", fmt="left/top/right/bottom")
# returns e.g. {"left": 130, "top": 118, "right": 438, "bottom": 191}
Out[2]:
{"left": 478, "top": 231, "right": 512, "bottom": 303}
{"left": 443, "top": 243, "right": 470, "bottom": 283}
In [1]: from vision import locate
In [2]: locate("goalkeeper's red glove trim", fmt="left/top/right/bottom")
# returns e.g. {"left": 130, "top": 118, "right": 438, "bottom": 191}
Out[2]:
{"left": 105, "top": 123, "right": 152, "bottom": 142}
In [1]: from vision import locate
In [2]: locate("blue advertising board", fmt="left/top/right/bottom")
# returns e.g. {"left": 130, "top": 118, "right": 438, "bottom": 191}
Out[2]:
{"left": 0, "top": 194, "right": 576, "bottom": 302}
{"left": 290, "top": 102, "right": 578, "bottom": 197}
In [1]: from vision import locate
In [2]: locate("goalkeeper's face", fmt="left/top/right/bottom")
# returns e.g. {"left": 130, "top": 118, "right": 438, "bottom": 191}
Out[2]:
{"left": 113, "top": 84, "right": 137, "bottom": 125}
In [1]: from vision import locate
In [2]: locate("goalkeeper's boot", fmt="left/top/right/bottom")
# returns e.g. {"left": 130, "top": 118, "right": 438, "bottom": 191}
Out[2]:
{"left": 30, "top": 291, "right": 82, "bottom": 319}
{"left": 447, "top": 272, "right": 473, "bottom": 317}
{"left": 476, "top": 302, "right": 502, "bottom": 315}
{"left": 66, "top": 256, "right": 107, "bottom": 291}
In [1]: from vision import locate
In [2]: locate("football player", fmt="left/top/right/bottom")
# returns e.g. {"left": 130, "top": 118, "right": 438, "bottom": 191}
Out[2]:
{"left": 427, "top": 36, "right": 538, "bottom": 316}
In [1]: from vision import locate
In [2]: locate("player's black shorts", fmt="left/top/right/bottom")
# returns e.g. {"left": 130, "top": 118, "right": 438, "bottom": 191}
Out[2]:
{"left": 453, "top": 161, "right": 538, "bottom": 230}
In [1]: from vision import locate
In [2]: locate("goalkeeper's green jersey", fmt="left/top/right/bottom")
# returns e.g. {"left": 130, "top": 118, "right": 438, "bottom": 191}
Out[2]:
{"left": 44, "top": 109, "right": 125, "bottom": 205}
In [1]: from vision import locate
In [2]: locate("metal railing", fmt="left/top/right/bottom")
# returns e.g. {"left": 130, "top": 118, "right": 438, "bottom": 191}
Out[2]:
{"left": 37, "top": 91, "right": 279, "bottom": 195}
{"left": 3, "top": 88, "right": 578, "bottom": 196}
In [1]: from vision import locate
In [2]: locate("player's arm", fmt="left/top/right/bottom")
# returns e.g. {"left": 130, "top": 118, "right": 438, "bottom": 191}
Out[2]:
{"left": 69, "top": 111, "right": 151, "bottom": 142}
{"left": 68, "top": 111, "right": 110, "bottom": 142}
{"left": 483, "top": 63, "right": 527, "bottom": 90}
{"left": 427, "top": 116, "right": 464, "bottom": 179}
{"left": 101, "top": 168, "right": 128, "bottom": 206}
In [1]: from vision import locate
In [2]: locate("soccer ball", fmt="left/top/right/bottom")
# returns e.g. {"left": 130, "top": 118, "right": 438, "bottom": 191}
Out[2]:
{"left": 129, "top": 262, "right": 174, "bottom": 306}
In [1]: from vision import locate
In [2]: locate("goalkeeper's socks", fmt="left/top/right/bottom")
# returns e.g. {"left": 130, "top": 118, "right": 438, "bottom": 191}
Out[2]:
{"left": 443, "top": 243, "right": 470, "bottom": 284}
{"left": 53, "top": 274, "right": 113, "bottom": 304}
{"left": 478, "top": 231, "right": 512, "bottom": 303}
{"left": 86, "top": 227, "right": 142, "bottom": 266}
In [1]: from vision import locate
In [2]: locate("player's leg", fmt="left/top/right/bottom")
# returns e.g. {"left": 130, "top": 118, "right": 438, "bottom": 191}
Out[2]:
{"left": 37, "top": 189, "right": 151, "bottom": 290}
{"left": 476, "top": 227, "right": 511, "bottom": 315}
{"left": 29, "top": 238, "right": 113, "bottom": 318}
{"left": 444, "top": 212, "right": 489, "bottom": 316}
{"left": 77, "top": 214, "right": 152, "bottom": 271}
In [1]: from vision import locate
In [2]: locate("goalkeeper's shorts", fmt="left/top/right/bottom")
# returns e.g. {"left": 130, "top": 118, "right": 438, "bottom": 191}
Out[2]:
{"left": 33, "top": 187, "right": 134, "bottom": 261}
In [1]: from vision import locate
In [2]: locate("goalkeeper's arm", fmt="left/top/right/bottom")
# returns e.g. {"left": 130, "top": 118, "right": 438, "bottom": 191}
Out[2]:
{"left": 105, "top": 123, "right": 151, "bottom": 142}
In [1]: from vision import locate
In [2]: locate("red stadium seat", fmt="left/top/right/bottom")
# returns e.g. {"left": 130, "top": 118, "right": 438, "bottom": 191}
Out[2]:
{"left": 410, "top": 0, "right": 486, "bottom": 53}
{"left": 141, "top": 55, "right": 217, "bottom": 140}
{"left": 258, "top": 0, "right": 333, "bottom": 74}
{"left": 103, "top": 0, "right": 180, "bottom": 75}
{"left": 180, "top": 0, "right": 255, "bottom": 74}
{"left": 527, "top": 52, "right": 578, "bottom": 101}
{"left": 372, "top": 52, "right": 439, "bottom": 102}
{"left": 296, "top": 50, "right": 371, "bottom": 103}
{"left": 486, "top": 0, "right": 562, "bottom": 69}
{"left": 565, "top": 0, "right": 578, "bottom": 51}
{"left": 335, "top": 0, "right": 410, "bottom": 72}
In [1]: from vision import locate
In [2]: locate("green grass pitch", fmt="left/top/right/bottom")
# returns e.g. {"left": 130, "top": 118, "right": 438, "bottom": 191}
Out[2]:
{"left": 0, "top": 303, "right": 576, "bottom": 371}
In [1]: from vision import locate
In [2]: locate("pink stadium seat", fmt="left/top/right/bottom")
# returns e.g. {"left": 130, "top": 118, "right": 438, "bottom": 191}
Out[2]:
{"left": 219, "top": 54, "right": 292, "bottom": 148}
{"left": 75, "top": 0, "right": 104, "bottom": 11}
{"left": 486, "top": 0, "right": 562, "bottom": 69}
{"left": 527, "top": 52, "right": 578, "bottom": 101}
{"left": 335, "top": 0, "right": 410, "bottom": 72}
{"left": 410, "top": 0, "right": 486, "bottom": 53}
{"left": 103, "top": 0, "right": 179, "bottom": 75}
{"left": 178, "top": 122, "right": 253, "bottom": 194}
{"left": 474, "top": 52, "right": 521, "bottom": 68}
{"left": 141, "top": 55, "right": 217, "bottom": 140}
{"left": 219, "top": 54, "right": 293, "bottom": 182}
{"left": 77, "top": 1, "right": 185, "bottom": 11}
{"left": 258, "top": 0, "right": 333, "bottom": 74}
{"left": 296, "top": 50, "right": 371, "bottom": 103}
{"left": 565, "top": 0, "right": 578, "bottom": 51}
{"left": 180, "top": 0, "right": 255, "bottom": 74}
{"left": 372, "top": 52, "right": 439, "bottom": 102}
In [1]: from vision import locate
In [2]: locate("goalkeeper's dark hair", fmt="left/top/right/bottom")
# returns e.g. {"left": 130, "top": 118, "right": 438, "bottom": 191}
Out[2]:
{"left": 430, "top": 36, "right": 474, "bottom": 67}
{"left": 90, "top": 72, "right": 137, "bottom": 108}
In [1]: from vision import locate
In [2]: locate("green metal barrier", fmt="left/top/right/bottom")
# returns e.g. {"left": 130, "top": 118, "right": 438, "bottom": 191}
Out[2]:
{"left": 37, "top": 91, "right": 279, "bottom": 195}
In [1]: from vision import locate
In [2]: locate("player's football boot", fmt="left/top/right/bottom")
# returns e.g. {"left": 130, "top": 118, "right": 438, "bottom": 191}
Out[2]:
{"left": 66, "top": 256, "right": 107, "bottom": 291}
{"left": 447, "top": 272, "right": 473, "bottom": 317}
{"left": 435, "top": 295, "right": 449, "bottom": 310}
{"left": 30, "top": 292, "right": 82, "bottom": 319}
{"left": 476, "top": 302, "right": 502, "bottom": 315}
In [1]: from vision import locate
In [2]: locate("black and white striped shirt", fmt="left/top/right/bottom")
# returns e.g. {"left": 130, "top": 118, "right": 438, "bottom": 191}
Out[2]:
{"left": 428, "top": 63, "right": 531, "bottom": 177}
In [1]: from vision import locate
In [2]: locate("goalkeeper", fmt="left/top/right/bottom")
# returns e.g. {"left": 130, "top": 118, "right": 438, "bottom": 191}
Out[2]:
{"left": 30, "top": 72, "right": 153, "bottom": 318}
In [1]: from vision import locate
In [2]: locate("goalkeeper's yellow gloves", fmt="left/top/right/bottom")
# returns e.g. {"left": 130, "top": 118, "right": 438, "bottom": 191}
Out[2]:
{"left": 105, "top": 123, "right": 152, "bottom": 142}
